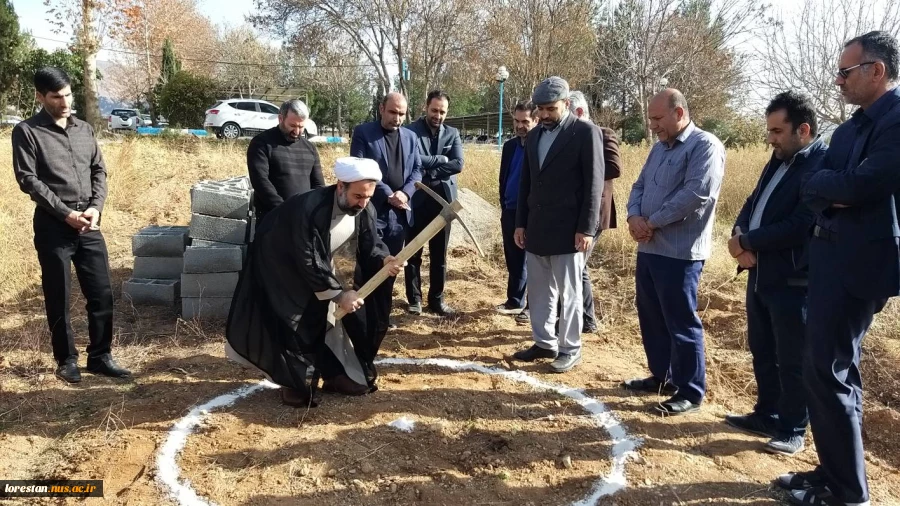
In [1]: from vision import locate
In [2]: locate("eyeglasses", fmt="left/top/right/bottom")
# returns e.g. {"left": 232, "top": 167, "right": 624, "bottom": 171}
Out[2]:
{"left": 836, "top": 62, "right": 877, "bottom": 79}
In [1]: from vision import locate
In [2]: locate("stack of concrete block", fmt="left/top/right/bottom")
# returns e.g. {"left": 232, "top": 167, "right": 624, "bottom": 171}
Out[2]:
{"left": 182, "top": 176, "right": 254, "bottom": 319}
{"left": 122, "top": 226, "right": 189, "bottom": 307}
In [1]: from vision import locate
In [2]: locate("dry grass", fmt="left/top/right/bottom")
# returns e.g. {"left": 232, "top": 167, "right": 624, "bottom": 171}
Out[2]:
{"left": 0, "top": 132, "right": 897, "bottom": 411}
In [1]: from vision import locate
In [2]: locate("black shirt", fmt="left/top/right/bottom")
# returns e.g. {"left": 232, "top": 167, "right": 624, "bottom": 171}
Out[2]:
{"left": 12, "top": 110, "right": 107, "bottom": 221}
{"left": 247, "top": 126, "right": 325, "bottom": 217}
{"left": 382, "top": 127, "right": 404, "bottom": 190}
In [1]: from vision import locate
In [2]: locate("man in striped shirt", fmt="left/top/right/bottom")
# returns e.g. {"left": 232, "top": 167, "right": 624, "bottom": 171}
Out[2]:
{"left": 622, "top": 89, "right": 725, "bottom": 416}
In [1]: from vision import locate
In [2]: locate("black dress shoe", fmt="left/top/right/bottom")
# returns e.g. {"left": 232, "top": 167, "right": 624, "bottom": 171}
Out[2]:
{"left": 724, "top": 412, "right": 778, "bottom": 438}
{"left": 621, "top": 376, "right": 677, "bottom": 395}
{"left": 428, "top": 302, "right": 457, "bottom": 317}
{"left": 583, "top": 322, "right": 598, "bottom": 333}
{"left": 655, "top": 395, "right": 701, "bottom": 416}
{"left": 322, "top": 374, "right": 369, "bottom": 396}
{"left": 86, "top": 357, "right": 131, "bottom": 378}
{"left": 512, "top": 344, "right": 557, "bottom": 362}
{"left": 55, "top": 362, "right": 82, "bottom": 383}
{"left": 281, "top": 387, "right": 318, "bottom": 408}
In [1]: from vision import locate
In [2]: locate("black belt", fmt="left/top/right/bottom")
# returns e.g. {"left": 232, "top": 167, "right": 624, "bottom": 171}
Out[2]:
{"left": 63, "top": 201, "right": 90, "bottom": 212}
{"left": 813, "top": 225, "right": 836, "bottom": 241}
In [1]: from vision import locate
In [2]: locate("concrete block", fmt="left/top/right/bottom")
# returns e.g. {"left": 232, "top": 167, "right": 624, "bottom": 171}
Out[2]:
{"left": 131, "top": 226, "right": 189, "bottom": 257}
{"left": 181, "top": 297, "right": 232, "bottom": 319}
{"left": 191, "top": 239, "right": 247, "bottom": 257}
{"left": 219, "top": 176, "right": 251, "bottom": 190}
{"left": 132, "top": 256, "right": 184, "bottom": 279}
{"left": 190, "top": 182, "right": 251, "bottom": 219}
{"left": 180, "top": 272, "right": 240, "bottom": 298}
{"left": 189, "top": 213, "right": 249, "bottom": 244}
{"left": 183, "top": 245, "right": 243, "bottom": 273}
{"left": 122, "top": 278, "right": 179, "bottom": 306}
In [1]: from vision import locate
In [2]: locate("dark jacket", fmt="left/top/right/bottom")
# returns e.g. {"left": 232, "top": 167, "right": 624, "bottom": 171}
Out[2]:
{"left": 404, "top": 118, "right": 463, "bottom": 204}
{"left": 499, "top": 136, "right": 524, "bottom": 208}
{"left": 515, "top": 113, "right": 604, "bottom": 256}
{"left": 734, "top": 137, "right": 827, "bottom": 288}
{"left": 598, "top": 126, "right": 622, "bottom": 230}
{"left": 350, "top": 121, "right": 423, "bottom": 227}
{"left": 247, "top": 127, "right": 325, "bottom": 218}
{"left": 802, "top": 87, "right": 900, "bottom": 300}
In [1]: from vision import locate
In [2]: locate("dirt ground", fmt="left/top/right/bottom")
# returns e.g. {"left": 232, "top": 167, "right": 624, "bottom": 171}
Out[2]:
{"left": 2, "top": 245, "right": 900, "bottom": 506}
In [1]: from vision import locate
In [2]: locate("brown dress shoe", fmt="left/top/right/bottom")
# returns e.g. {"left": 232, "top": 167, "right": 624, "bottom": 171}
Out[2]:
{"left": 281, "top": 387, "right": 318, "bottom": 408}
{"left": 322, "top": 374, "right": 369, "bottom": 396}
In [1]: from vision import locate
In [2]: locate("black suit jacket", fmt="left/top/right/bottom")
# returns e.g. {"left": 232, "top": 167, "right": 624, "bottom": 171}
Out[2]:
{"left": 734, "top": 138, "right": 826, "bottom": 287}
{"left": 515, "top": 113, "right": 604, "bottom": 256}
{"left": 404, "top": 118, "right": 463, "bottom": 204}
{"left": 802, "top": 87, "right": 900, "bottom": 299}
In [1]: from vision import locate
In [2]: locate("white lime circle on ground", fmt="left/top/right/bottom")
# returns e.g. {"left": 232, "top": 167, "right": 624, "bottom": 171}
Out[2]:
{"left": 156, "top": 357, "right": 642, "bottom": 506}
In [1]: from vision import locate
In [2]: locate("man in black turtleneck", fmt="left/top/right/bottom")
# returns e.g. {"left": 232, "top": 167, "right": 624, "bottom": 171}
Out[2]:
{"left": 247, "top": 99, "right": 325, "bottom": 221}
{"left": 350, "top": 92, "right": 423, "bottom": 336}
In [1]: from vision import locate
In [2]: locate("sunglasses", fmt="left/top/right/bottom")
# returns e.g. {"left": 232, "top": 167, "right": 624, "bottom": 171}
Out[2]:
{"left": 836, "top": 61, "right": 877, "bottom": 79}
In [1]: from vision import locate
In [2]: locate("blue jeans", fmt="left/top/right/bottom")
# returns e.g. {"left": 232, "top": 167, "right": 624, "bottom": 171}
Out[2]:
{"left": 635, "top": 252, "right": 706, "bottom": 404}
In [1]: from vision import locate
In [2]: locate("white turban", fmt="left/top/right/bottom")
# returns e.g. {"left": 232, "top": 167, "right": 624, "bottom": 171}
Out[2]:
{"left": 334, "top": 157, "right": 382, "bottom": 183}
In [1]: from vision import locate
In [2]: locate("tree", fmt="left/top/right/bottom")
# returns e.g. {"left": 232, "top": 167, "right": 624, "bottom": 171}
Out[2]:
{"left": 216, "top": 26, "right": 279, "bottom": 98}
{"left": 592, "top": 0, "right": 764, "bottom": 141}
{"left": 761, "top": 0, "right": 900, "bottom": 127}
{"left": 105, "top": 0, "right": 217, "bottom": 107}
{"left": 44, "top": 0, "right": 132, "bottom": 129}
{"left": 0, "top": 0, "right": 27, "bottom": 114}
{"left": 481, "top": 0, "right": 599, "bottom": 110}
{"left": 252, "top": 0, "right": 412, "bottom": 96}
{"left": 159, "top": 37, "right": 180, "bottom": 84}
{"left": 157, "top": 70, "right": 217, "bottom": 127}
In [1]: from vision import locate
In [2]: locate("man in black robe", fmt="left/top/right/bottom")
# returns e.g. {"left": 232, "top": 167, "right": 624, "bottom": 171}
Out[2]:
{"left": 226, "top": 157, "right": 403, "bottom": 407}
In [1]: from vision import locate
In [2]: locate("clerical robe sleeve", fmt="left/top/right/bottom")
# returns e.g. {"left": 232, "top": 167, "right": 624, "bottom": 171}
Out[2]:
{"left": 293, "top": 210, "right": 343, "bottom": 300}
{"left": 358, "top": 205, "right": 390, "bottom": 275}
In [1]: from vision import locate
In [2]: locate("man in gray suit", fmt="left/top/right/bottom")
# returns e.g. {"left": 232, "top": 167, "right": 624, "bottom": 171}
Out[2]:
{"left": 511, "top": 76, "right": 604, "bottom": 373}
{"left": 403, "top": 90, "right": 464, "bottom": 316}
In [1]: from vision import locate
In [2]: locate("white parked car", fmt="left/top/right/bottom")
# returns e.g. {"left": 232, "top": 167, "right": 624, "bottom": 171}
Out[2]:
{"left": 108, "top": 108, "right": 142, "bottom": 131}
{"left": 0, "top": 115, "right": 22, "bottom": 128}
{"left": 204, "top": 99, "right": 318, "bottom": 139}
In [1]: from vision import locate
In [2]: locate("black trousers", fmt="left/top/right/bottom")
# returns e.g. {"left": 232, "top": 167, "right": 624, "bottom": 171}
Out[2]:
{"left": 500, "top": 208, "right": 527, "bottom": 308}
{"left": 746, "top": 269, "right": 809, "bottom": 437}
{"left": 804, "top": 237, "right": 886, "bottom": 504}
{"left": 368, "top": 207, "right": 408, "bottom": 340}
{"left": 581, "top": 230, "right": 601, "bottom": 326}
{"left": 405, "top": 188, "right": 450, "bottom": 306}
{"left": 33, "top": 208, "right": 114, "bottom": 366}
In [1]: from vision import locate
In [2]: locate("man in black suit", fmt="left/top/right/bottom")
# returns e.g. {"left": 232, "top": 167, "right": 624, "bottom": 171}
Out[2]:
{"left": 403, "top": 90, "right": 464, "bottom": 316}
{"left": 247, "top": 99, "right": 325, "bottom": 220}
{"left": 778, "top": 31, "right": 900, "bottom": 506}
{"left": 724, "top": 91, "right": 826, "bottom": 457}
{"left": 511, "top": 76, "right": 604, "bottom": 373}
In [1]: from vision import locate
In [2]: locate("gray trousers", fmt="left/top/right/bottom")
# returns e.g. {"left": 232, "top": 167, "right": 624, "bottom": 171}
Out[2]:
{"left": 526, "top": 251, "right": 585, "bottom": 355}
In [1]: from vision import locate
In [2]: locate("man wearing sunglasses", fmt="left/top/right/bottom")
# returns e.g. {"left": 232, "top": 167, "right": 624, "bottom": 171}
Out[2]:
{"left": 777, "top": 31, "right": 900, "bottom": 506}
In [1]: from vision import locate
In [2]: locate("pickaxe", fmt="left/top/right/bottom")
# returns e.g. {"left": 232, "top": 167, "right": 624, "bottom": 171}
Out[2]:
{"left": 333, "top": 181, "right": 484, "bottom": 319}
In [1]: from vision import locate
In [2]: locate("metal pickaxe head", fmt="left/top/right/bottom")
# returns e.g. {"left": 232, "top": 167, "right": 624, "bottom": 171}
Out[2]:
{"left": 414, "top": 181, "right": 485, "bottom": 257}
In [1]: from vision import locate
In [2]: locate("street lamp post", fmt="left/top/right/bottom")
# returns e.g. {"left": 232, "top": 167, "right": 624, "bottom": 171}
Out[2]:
{"left": 495, "top": 65, "right": 510, "bottom": 149}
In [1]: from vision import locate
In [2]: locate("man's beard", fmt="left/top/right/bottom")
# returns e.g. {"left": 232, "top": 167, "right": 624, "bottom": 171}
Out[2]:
{"left": 337, "top": 193, "right": 364, "bottom": 216}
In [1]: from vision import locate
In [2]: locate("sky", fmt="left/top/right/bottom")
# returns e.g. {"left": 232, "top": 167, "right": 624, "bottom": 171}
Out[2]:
{"left": 11, "top": 0, "right": 258, "bottom": 61}
{"left": 12, "top": 0, "right": 799, "bottom": 104}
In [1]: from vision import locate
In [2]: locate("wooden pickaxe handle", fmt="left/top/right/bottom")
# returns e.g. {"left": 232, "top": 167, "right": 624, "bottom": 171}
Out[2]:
{"left": 333, "top": 199, "right": 463, "bottom": 320}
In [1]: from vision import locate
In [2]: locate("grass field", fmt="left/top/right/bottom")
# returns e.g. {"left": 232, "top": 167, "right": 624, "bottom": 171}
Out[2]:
{"left": 1, "top": 132, "right": 899, "bottom": 504}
